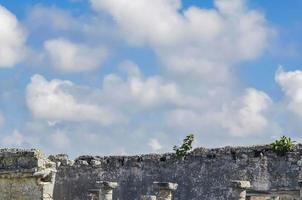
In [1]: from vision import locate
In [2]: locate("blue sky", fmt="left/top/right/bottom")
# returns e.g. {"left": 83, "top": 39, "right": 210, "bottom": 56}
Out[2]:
{"left": 0, "top": 0, "right": 302, "bottom": 157}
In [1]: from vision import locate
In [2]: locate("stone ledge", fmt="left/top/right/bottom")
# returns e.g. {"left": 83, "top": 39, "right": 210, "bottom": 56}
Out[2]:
{"left": 153, "top": 182, "right": 178, "bottom": 191}
{"left": 231, "top": 181, "right": 251, "bottom": 189}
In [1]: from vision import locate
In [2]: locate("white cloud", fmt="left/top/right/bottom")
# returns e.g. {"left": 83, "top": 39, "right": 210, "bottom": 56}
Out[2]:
{"left": 91, "top": 0, "right": 183, "bottom": 46}
{"left": 24, "top": 5, "right": 118, "bottom": 71}
{"left": 148, "top": 138, "right": 162, "bottom": 152}
{"left": 9, "top": 1, "right": 280, "bottom": 154}
{"left": 26, "top": 74, "right": 125, "bottom": 125}
{"left": 276, "top": 67, "right": 302, "bottom": 117}
{"left": 24, "top": 60, "right": 277, "bottom": 154}
{"left": 89, "top": 0, "right": 276, "bottom": 146}
{"left": 99, "top": 61, "right": 209, "bottom": 116}
{"left": 26, "top": 65, "right": 188, "bottom": 123}
{"left": 91, "top": 0, "right": 271, "bottom": 79}
{"left": 101, "top": 63, "right": 186, "bottom": 110}
{"left": 110, "top": 64, "right": 273, "bottom": 139}
{"left": 44, "top": 38, "right": 107, "bottom": 72}
{"left": 214, "top": 0, "right": 246, "bottom": 15}
{"left": 26, "top": 5, "right": 78, "bottom": 33}
{"left": 166, "top": 88, "right": 272, "bottom": 138}
{"left": 0, "top": 5, "right": 26, "bottom": 67}
{"left": 47, "top": 120, "right": 59, "bottom": 127}
{"left": 25, "top": 5, "right": 117, "bottom": 41}
{"left": 220, "top": 88, "right": 272, "bottom": 137}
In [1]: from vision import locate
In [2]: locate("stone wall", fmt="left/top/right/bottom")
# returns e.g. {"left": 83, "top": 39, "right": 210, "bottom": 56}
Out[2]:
{"left": 50, "top": 144, "right": 302, "bottom": 200}
{"left": 1, "top": 146, "right": 302, "bottom": 200}
{"left": 0, "top": 149, "right": 56, "bottom": 200}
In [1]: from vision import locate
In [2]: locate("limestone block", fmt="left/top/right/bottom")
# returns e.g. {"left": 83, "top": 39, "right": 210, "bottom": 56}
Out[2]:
{"left": 231, "top": 180, "right": 251, "bottom": 200}
{"left": 48, "top": 154, "right": 73, "bottom": 167}
{"left": 153, "top": 182, "right": 178, "bottom": 200}
{"left": 141, "top": 195, "right": 157, "bottom": 200}
{"left": 88, "top": 189, "right": 100, "bottom": 200}
{"left": 99, "top": 181, "right": 118, "bottom": 200}
{"left": 298, "top": 180, "right": 302, "bottom": 200}
{"left": 231, "top": 181, "right": 251, "bottom": 189}
{"left": 0, "top": 149, "right": 57, "bottom": 200}
{"left": 91, "top": 160, "right": 101, "bottom": 166}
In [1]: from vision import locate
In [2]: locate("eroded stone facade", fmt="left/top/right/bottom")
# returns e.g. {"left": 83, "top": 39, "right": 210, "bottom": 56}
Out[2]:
{"left": 51, "top": 145, "right": 302, "bottom": 200}
{"left": 0, "top": 149, "right": 56, "bottom": 200}
{"left": 2, "top": 145, "right": 302, "bottom": 199}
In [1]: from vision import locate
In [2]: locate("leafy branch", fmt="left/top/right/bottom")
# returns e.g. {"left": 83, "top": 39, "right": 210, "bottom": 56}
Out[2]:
{"left": 173, "top": 134, "right": 194, "bottom": 158}
{"left": 271, "top": 136, "right": 295, "bottom": 155}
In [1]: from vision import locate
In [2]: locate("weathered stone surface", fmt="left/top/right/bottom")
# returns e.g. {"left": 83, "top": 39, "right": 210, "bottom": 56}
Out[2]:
{"left": 141, "top": 195, "right": 157, "bottom": 200}
{"left": 97, "top": 181, "right": 119, "bottom": 190}
{"left": 2, "top": 145, "right": 302, "bottom": 199}
{"left": 48, "top": 154, "right": 73, "bottom": 167}
{"left": 87, "top": 181, "right": 118, "bottom": 200}
{"left": 231, "top": 181, "right": 250, "bottom": 200}
{"left": 88, "top": 189, "right": 99, "bottom": 200}
{"left": 153, "top": 182, "right": 178, "bottom": 191}
{"left": 99, "top": 181, "right": 118, "bottom": 200}
{"left": 52, "top": 144, "right": 302, "bottom": 200}
{"left": 0, "top": 149, "right": 56, "bottom": 200}
{"left": 153, "top": 182, "right": 178, "bottom": 200}
{"left": 231, "top": 181, "right": 251, "bottom": 189}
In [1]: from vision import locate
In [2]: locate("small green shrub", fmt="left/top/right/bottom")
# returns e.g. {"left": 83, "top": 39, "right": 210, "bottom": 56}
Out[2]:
{"left": 271, "top": 136, "right": 295, "bottom": 154}
{"left": 173, "top": 134, "right": 194, "bottom": 158}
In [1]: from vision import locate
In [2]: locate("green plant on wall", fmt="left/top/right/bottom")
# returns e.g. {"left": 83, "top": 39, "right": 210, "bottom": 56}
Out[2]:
{"left": 173, "top": 134, "right": 194, "bottom": 158}
{"left": 271, "top": 136, "right": 295, "bottom": 154}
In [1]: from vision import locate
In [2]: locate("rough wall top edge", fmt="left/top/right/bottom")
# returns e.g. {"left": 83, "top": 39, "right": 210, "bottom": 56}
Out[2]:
{"left": 2, "top": 144, "right": 302, "bottom": 200}
{"left": 46, "top": 143, "right": 302, "bottom": 168}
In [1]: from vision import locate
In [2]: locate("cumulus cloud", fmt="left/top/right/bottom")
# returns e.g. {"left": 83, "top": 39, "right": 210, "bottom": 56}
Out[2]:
{"left": 5, "top": 0, "right": 279, "bottom": 154}
{"left": 24, "top": 5, "right": 118, "bottom": 71}
{"left": 148, "top": 138, "right": 162, "bottom": 152}
{"left": 25, "top": 5, "right": 117, "bottom": 41}
{"left": 100, "top": 62, "right": 189, "bottom": 110}
{"left": 26, "top": 5, "right": 78, "bottom": 33}
{"left": 276, "top": 67, "right": 302, "bottom": 117}
{"left": 88, "top": 0, "right": 276, "bottom": 147}
{"left": 26, "top": 65, "right": 188, "bottom": 122}
{"left": 91, "top": 0, "right": 271, "bottom": 79}
{"left": 91, "top": 0, "right": 183, "bottom": 45}
{"left": 44, "top": 38, "right": 107, "bottom": 72}
{"left": 26, "top": 74, "right": 125, "bottom": 125}
{"left": 214, "top": 0, "right": 246, "bottom": 15}
{"left": 24, "top": 59, "right": 278, "bottom": 153}
{"left": 166, "top": 88, "right": 273, "bottom": 138}
{"left": 221, "top": 88, "right": 272, "bottom": 137}
{"left": 0, "top": 5, "right": 26, "bottom": 67}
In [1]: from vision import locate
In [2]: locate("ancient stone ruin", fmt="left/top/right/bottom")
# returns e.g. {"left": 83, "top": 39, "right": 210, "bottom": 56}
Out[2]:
{"left": 2, "top": 144, "right": 302, "bottom": 199}
{"left": 0, "top": 149, "right": 56, "bottom": 200}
